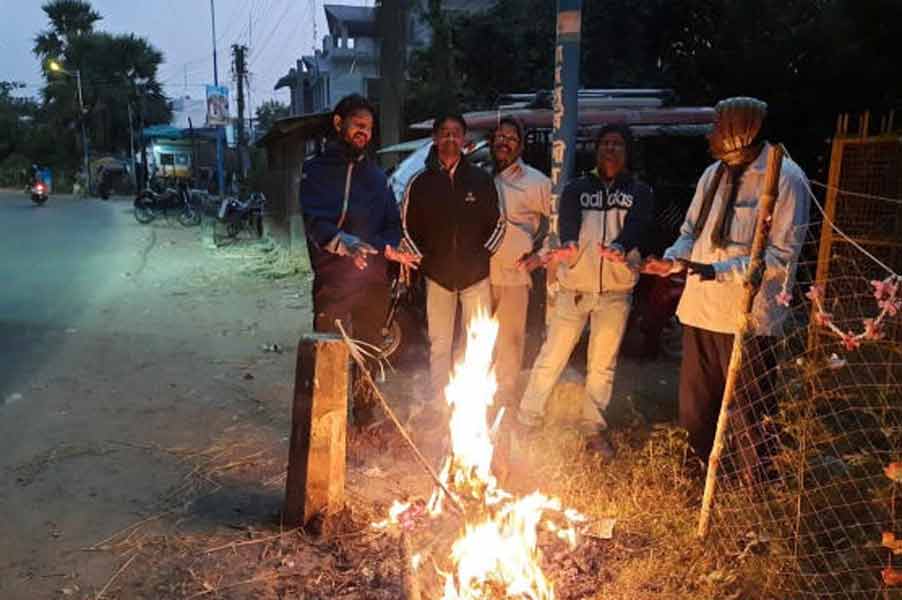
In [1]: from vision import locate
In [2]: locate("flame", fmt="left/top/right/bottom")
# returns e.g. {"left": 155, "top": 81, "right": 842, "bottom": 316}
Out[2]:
{"left": 380, "top": 311, "right": 586, "bottom": 598}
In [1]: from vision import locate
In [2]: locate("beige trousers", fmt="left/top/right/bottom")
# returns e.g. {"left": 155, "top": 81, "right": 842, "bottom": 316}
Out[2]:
{"left": 491, "top": 284, "right": 530, "bottom": 408}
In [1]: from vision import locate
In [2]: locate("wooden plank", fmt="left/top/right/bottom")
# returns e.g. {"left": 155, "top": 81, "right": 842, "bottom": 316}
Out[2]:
{"left": 809, "top": 126, "right": 846, "bottom": 351}
{"left": 283, "top": 334, "right": 349, "bottom": 529}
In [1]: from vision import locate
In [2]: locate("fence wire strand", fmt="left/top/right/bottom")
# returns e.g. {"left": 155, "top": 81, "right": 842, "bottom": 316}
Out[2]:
{"left": 707, "top": 139, "right": 902, "bottom": 598}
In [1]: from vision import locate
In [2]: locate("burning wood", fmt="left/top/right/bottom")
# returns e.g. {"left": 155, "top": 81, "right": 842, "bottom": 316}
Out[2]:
{"left": 375, "top": 313, "right": 590, "bottom": 599}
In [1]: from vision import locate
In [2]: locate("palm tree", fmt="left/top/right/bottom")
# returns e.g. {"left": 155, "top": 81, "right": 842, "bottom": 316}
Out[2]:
{"left": 32, "top": 0, "right": 102, "bottom": 63}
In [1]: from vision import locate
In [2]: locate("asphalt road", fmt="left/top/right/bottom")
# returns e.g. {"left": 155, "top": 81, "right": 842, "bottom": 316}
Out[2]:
{"left": 0, "top": 191, "right": 309, "bottom": 599}
{"left": 0, "top": 191, "right": 131, "bottom": 400}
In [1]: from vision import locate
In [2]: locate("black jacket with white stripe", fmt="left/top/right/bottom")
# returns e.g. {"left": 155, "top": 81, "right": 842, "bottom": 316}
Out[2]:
{"left": 402, "top": 149, "right": 504, "bottom": 291}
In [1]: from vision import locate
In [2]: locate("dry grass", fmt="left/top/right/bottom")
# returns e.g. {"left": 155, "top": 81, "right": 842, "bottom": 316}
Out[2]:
{"left": 75, "top": 374, "right": 792, "bottom": 600}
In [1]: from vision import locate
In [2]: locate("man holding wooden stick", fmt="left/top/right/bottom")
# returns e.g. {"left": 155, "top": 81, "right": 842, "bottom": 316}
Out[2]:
{"left": 643, "top": 97, "right": 810, "bottom": 485}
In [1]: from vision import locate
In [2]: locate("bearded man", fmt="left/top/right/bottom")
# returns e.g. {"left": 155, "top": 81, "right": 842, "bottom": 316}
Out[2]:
{"left": 300, "top": 94, "right": 419, "bottom": 347}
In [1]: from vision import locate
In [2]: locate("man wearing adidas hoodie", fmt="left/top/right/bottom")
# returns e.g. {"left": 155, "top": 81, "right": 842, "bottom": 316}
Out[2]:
{"left": 518, "top": 124, "right": 654, "bottom": 457}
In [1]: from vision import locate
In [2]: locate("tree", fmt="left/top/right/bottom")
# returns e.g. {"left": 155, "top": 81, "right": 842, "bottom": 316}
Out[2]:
{"left": 34, "top": 1, "right": 170, "bottom": 165}
{"left": 255, "top": 100, "right": 290, "bottom": 135}
{"left": 409, "top": 0, "right": 902, "bottom": 170}
{"left": 33, "top": 0, "right": 102, "bottom": 66}
{"left": 405, "top": 0, "right": 462, "bottom": 123}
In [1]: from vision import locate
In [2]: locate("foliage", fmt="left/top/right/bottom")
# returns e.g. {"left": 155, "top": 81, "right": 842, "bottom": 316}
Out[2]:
{"left": 254, "top": 100, "right": 290, "bottom": 135}
{"left": 32, "top": 0, "right": 102, "bottom": 62}
{"left": 407, "top": 0, "right": 902, "bottom": 169}
{"left": 27, "top": 0, "right": 170, "bottom": 176}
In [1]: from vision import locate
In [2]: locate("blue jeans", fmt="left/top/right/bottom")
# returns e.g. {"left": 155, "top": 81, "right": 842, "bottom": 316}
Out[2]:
{"left": 426, "top": 277, "right": 491, "bottom": 406}
{"left": 519, "top": 289, "right": 631, "bottom": 432}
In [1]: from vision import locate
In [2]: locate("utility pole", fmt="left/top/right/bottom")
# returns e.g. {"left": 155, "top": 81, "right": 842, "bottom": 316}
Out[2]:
{"left": 210, "top": 0, "right": 219, "bottom": 86}
{"left": 127, "top": 100, "right": 136, "bottom": 189}
{"left": 75, "top": 69, "right": 91, "bottom": 192}
{"left": 546, "top": 0, "right": 582, "bottom": 315}
{"left": 378, "top": 0, "right": 407, "bottom": 169}
{"left": 210, "top": 0, "right": 225, "bottom": 200}
{"left": 233, "top": 44, "right": 248, "bottom": 180}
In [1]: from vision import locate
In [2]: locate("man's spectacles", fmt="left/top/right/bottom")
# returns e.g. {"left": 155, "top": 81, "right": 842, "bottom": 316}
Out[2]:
{"left": 599, "top": 140, "right": 626, "bottom": 150}
{"left": 494, "top": 133, "right": 521, "bottom": 144}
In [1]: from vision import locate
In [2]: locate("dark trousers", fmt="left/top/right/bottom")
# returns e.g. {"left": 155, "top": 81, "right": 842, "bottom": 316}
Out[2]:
{"left": 313, "top": 280, "right": 391, "bottom": 349}
{"left": 679, "top": 325, "right": 779, "bottom": 482}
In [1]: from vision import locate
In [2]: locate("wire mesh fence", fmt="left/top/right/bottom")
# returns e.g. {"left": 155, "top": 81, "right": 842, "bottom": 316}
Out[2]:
{"left": 707, "top": 118, "right": 902, "bottom": 599}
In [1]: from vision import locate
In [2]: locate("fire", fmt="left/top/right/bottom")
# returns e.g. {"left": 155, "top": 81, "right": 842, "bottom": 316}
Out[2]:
{"left": 380, "top": 311, "right": 585, "bottom": 599}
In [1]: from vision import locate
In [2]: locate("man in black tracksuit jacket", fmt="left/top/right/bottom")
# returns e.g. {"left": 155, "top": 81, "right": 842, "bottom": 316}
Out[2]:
{"left": 402, "top": 113, "right": 505, "bottom": 408}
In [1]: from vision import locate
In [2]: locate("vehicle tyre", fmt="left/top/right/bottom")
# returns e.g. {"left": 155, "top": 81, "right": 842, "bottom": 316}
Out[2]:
{"left": 377, "top": 319, "right": 403, "bottom": 360}
{"left": 31, "top": 194, "right": 47, "bottom": 206}
{"left": 133, "top": 196, "right": 156, "bottom": 224}
{"left": 178, "top": 207, "right": 201, "bottom": 227}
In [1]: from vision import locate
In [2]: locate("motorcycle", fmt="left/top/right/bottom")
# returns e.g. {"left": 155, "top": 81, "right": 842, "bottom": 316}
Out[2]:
{"left": 30, "top": 181, "right": 49, "bottom": 206}
{"left": 214, "top": 192, "right": 265, "bottom": 244}
{"left": 133, "top": 181, "right": 202, "bottom": 226}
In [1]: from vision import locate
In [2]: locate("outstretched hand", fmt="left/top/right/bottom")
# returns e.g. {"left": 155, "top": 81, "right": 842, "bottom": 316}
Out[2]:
{"left": 517, "top": 250, "right": 548, "bottom": 273}
{"left": 640, "top": 256, "right": 676, "bottom": 276}
{"left": 679, "top": 259, "right": 716, "bottom": 281}
{"left": 384, "top": 245, "right": 421, "bottom": 268}
{"left": 598, "top": 243, "right": 626, "bottom": 263}
{"left": 351, "top": 242, "right": 378, "bottom": 270}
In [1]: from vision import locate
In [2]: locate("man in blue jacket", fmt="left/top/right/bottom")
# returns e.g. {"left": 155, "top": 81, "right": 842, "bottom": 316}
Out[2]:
{"left": 300, "top": 94, "right": 419, "bottom": 349}
{"left": 518, "top": 124, "right": 654, "bottom": 458}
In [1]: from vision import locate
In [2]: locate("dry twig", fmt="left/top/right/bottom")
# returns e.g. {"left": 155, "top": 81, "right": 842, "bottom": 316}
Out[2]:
{"left": 95, "top": 552, "right": 138, "bottom": 599}
{"left": 335, "top": 319, "right": 463, "bottom": 515}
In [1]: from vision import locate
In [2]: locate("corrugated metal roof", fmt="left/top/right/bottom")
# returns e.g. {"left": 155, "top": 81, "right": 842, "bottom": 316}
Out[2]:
{"left": 410, "top": 106, "right": 716, "bottom": 132}
{"left": 255, "top": 112, "right": 332, "bottom": 148}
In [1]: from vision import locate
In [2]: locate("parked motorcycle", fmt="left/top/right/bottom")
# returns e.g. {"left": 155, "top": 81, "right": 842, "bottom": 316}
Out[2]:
{"left": 30, "top": 181, "right": 49, "bottom": 205}
{"left": 133, "top": 181, "right": 201, "bottom": 226}
{"left": 214, "top": 192, "right": 265, "bottom": 244}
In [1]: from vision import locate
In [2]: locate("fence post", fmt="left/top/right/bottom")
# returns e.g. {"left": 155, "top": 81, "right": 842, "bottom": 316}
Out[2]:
{"left": 283, "top": 333, "right": 349, "bottom": 528}
{"left": 697, "top": 144, "right": 785, "bottom": 538}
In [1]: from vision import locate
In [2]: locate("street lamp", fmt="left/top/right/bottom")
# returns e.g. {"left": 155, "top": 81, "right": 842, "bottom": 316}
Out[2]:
{"left": 48, "top": 59, "right": 91, "bottom": 191}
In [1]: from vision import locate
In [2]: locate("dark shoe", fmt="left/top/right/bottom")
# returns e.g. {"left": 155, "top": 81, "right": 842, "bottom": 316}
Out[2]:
{"left": 585, "top": 431, "right": 616, "bottom": 460}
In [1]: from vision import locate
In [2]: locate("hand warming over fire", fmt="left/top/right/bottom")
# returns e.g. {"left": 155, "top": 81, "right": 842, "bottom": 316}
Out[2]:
{"left": 641, "top": 256, "right": 677, "bottom": 276}
{"left": 549, "top": 242, "right": 578, "bottom": 264}
{"left": 597, "top": 242, "right": 626, "bottom": 263}
{"left": 385, "top": 244, "right": 420, "bottom": 268}
{"left": 516, "top": 249, "right": 548, "bottom": 272}
{"left": 679, "top": 258, "right": 716, "bottom": 281}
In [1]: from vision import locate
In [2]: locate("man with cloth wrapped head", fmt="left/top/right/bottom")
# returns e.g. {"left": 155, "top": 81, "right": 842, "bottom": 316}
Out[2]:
{"left": 643, "top": 97, "right": 810, "bottom": 481}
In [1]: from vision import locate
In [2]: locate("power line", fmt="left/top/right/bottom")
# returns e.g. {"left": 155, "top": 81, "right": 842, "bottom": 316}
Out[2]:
{"left": 248, "top": 0, "right": 294, "bottom": 64}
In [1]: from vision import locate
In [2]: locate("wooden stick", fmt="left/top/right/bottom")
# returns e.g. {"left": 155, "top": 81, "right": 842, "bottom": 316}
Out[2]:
{"left": 334, "top": 320, "right": 464, "bottom": 515}
{"left": 95, "top": 552, "right": 138, "bottom": 599}
{"left": 204, "top": 528, "right": 301, "bottom": 554}
{"left": 401, "top": 532, "right": 422, "bottom": 600}
{"left": 697, "top": 144, "right": 785, "bottom": 538}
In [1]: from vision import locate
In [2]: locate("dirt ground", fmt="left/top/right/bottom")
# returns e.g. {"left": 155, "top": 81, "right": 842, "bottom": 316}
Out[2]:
{"left": 0, "top": 198, "right": 687, "bottom": 599}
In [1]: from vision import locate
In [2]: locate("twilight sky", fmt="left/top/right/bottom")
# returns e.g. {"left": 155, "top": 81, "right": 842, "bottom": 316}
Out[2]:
{"left": 0, "top": 0, "right": 372, "bottom": 112}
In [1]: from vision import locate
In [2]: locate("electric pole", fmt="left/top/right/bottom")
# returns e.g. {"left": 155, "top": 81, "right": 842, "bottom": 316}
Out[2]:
{"left": 233, "top": 44, "right": 248, "bottom": 179}
{"left": 378, "top": 0, "right": 407, "bottom": 169}
{"left": 211, "top": 0, "right": 219, "bottom": 86}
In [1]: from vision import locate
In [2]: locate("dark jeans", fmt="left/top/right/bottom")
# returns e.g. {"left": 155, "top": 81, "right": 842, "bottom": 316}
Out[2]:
{"left": 313, "top": 280, "right": 391, "bottom": 349}
{"left": 679, "top": 325, "right": 779, "bottom": 483}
